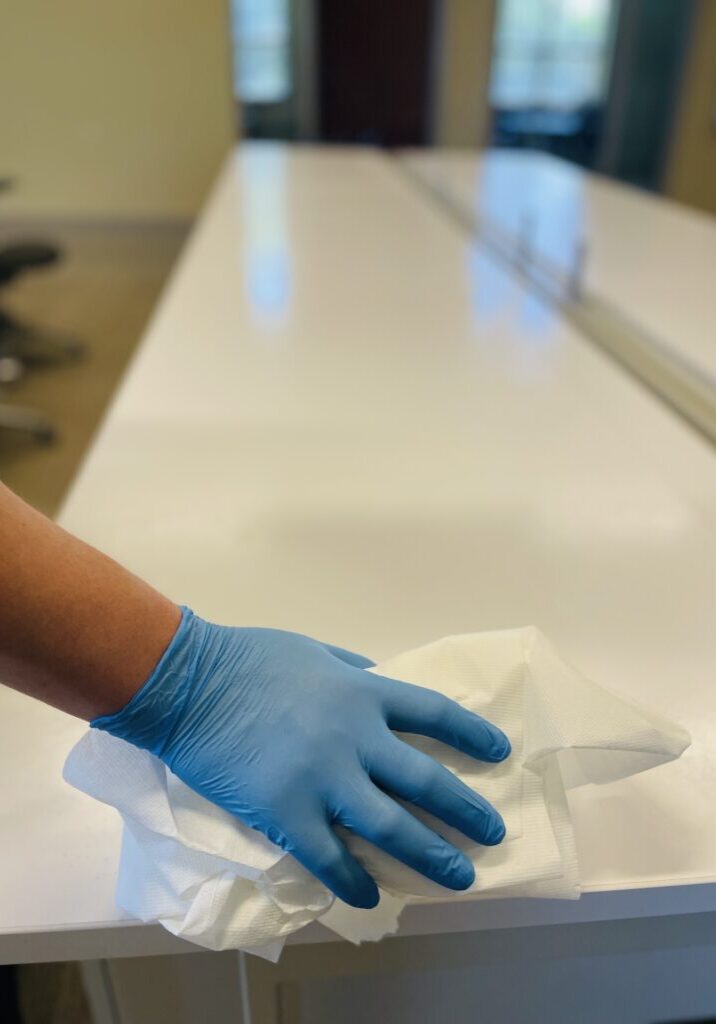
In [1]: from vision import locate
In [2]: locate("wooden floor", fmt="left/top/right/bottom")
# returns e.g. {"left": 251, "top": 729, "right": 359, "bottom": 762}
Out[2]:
{"left": 0, "top": 220, "right": 187, "bottom": 516}
{"left": 0, "top": 218, "right": 187, "bottom": 1022}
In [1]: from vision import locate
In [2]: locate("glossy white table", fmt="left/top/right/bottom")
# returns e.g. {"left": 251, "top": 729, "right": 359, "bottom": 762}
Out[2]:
{"left": 2, "top": 146, "right": 716, "bottom": 1014}
{"left": 401, "top": 148, "right": 716, "bottom": 431}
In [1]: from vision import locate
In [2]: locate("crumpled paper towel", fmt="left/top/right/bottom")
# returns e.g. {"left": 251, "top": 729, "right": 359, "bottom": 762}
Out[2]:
{"left": 64, "top": 627, "right": 689, "bottom": 960}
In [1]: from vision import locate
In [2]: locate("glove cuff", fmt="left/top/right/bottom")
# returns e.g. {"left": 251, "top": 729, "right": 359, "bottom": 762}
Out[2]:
{"left": 91, "top": 605, "right": 199, "bottom": 758}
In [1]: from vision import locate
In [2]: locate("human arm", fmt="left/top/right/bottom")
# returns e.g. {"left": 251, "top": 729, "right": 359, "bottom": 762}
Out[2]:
{"left": 0, "top": 482, "right": 510, "bottom": 907}
{"left": 0, "top": 481, "right": 180, "bottom": 719}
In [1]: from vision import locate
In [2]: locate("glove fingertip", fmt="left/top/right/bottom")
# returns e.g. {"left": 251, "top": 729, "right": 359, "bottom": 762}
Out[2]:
{"left": 348, "top": 880, "right": 381, "bottom": 909}
{"left": 487, "top": 733, "right": 511, "bottom": 762}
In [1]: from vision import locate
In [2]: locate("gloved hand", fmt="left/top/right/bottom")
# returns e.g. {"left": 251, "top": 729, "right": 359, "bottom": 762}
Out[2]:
{"left": 92, "top": 607, "right": 510, "bottom": 908}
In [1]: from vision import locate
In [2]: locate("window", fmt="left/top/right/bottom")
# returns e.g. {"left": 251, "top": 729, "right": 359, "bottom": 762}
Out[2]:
{"left": 490, "top": 0, "right": 614, "bottom": 111}
{"left": 232, "top": 0, "right": 292, "bottom": 104}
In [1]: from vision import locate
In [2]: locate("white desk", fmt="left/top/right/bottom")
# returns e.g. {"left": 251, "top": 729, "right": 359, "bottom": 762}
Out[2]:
{"left": 2, "top": 145, "right": 716, "bottom": 1002}
{"left": 402, "top": 147, "right": 716, "bottom": 390}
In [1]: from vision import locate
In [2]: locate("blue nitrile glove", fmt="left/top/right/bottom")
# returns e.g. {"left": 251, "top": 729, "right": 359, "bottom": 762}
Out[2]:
{"left": 92, "top": 607, "right": 511, "bottom": 909}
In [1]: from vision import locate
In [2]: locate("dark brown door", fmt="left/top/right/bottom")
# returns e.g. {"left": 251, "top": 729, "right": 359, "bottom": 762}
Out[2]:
{"left": 317, "top": 0, "right": 435, "bottom": 146}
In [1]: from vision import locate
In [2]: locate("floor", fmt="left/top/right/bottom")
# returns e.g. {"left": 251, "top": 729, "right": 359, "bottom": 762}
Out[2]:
{"left": 0, "top": 218, "right": 187, "bottom": 1021}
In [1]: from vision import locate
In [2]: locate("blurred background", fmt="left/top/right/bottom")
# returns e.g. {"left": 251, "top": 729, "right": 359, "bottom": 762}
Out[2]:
{"left": 4, "top": 0, "right": 715, "bottom": 217}
{"left": 0, "top": 0, "right": 711, "bottom": 510}
{"left": 236, "top": 0, "right": 713, "bottom": 203}
{"left": 0, "top": 3, "right": 714, "bottom": 1018}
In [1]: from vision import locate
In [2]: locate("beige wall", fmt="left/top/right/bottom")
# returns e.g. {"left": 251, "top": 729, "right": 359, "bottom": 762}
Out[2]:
{"left": 666, "top": 0, "right": 716, "bottom": 216}
{"left": 0, "top": 1, "right": 236, "bottom": 221}
{"left": 432, "top": 0, "right": 496, "bottom": 148}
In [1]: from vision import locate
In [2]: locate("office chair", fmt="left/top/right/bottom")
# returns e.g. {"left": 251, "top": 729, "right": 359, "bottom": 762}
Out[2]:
{"left": 0, "top": 244, "right": 65, "bottom": 443}
{"left": 0, "top": 242, "right": 85, "bottom": 366}
{"left": 0, "top": 175, "right": 87, "bottom": 443}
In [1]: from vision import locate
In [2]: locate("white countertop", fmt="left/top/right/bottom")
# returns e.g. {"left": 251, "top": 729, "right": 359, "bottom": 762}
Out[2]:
{"left": 401, "top": 148, "right": 716, "bottom": 386}
{"left": 2, "top": 144, "right": 716, "bottom": 962}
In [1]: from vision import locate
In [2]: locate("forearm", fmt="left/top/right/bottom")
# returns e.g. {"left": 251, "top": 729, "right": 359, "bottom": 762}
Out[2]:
{"left": 0, "top": 482, "right": 181, "bottom": 719}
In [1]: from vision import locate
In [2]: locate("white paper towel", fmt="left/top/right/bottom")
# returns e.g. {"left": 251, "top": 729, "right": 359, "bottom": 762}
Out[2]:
{"left": 63, "top": 627, "right": 689, "bottom": 959}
